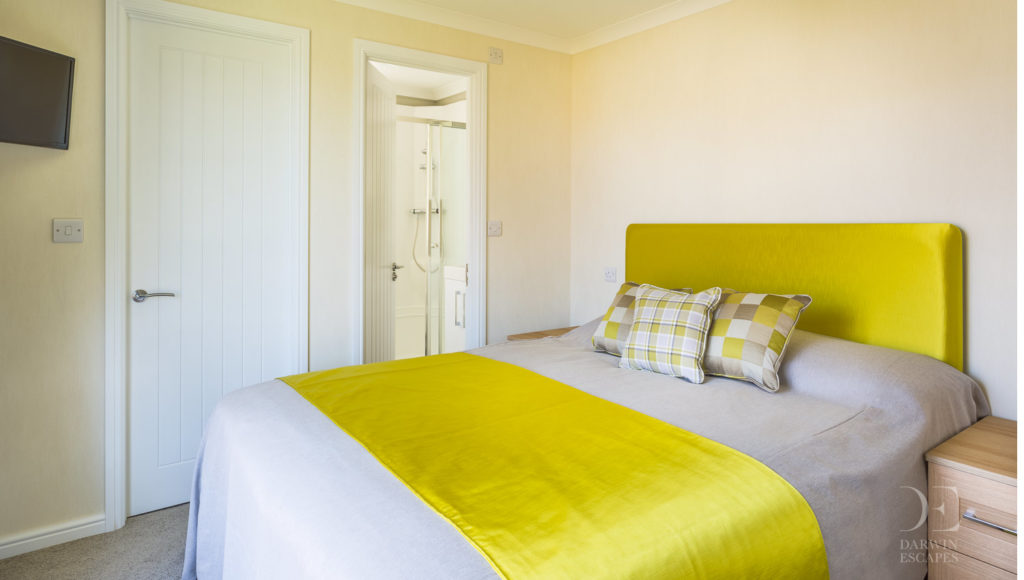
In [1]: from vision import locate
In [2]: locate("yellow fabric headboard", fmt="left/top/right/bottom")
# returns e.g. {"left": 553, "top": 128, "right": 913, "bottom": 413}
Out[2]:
{"left": 625, "top": 224, "right": 964, "bottom": 370}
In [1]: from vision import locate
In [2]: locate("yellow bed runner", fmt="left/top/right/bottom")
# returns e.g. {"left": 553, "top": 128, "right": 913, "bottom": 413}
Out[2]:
{"left": 281, "top": 353, "right": 828, "bottom": 579}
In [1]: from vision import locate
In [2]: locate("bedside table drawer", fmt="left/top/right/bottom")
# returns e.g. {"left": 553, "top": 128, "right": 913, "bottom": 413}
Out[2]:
{"left": 929, "top": 544, "right": 1016, "bottom": 580}
{"left": 929, "top": 463, "right": 1017, "bottom": 574}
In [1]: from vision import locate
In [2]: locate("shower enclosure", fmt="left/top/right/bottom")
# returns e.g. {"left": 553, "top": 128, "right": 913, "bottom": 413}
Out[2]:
{"left": 393, "top": 117, "right": 468, "bottom": 359}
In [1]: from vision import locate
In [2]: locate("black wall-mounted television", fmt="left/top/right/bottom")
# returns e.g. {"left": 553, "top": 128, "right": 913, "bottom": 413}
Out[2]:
{"left": 0, "top": 35, "right": 75, "bottom": 150}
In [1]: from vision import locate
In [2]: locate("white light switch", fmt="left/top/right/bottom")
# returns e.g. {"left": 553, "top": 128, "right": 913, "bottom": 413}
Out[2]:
{"left": 53, "top": 219, "right": 84, "bottom": 243}
{"left": 487, "top": 220, "right": 502, "bottom": 237}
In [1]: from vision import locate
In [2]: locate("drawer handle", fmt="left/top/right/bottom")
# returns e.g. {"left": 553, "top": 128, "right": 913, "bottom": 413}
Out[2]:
{"left": 963, "top": 508, "right": 1017, "bottom": 536}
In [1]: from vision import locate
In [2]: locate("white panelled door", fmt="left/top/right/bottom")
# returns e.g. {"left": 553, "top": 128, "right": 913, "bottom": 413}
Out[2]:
{"left": 363, "top": 64, "right": 397, "bottom": 364}
{"left": 127, "top": 17, "right": 307, "bottom": 515}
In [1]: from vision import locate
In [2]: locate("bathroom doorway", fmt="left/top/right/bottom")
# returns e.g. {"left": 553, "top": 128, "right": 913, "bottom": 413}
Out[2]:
{"left": 356, "top": 42, "right": 487, "bottom": 363}
{"left": 384, "top": 63, "right": 468, "bottom": 358}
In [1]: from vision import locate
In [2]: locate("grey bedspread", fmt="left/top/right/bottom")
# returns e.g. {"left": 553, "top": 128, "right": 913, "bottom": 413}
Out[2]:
{"left": 183, "top": 322, "right": 988, "bottom": 579}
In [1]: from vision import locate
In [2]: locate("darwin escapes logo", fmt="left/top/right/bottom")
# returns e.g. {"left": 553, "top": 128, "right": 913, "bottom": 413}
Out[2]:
{"left": 898, "top": 485, "right": 961, "bottom": 565}
{"left": 900, "top": 485, "right": 961, "bottom": 533}
{"left": 898, "top": 539, "right": 959, "bottom": 564}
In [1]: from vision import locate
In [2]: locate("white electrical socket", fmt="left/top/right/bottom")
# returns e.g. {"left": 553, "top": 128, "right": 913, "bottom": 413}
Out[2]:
{"left": 487, "top": 220, "right": 503, "bottom": 237}
{"left": 603, "top": 267, "right": 617, "bottom": 283}
{"left": 488, "top": 47, "right": 503, "bottom": 65}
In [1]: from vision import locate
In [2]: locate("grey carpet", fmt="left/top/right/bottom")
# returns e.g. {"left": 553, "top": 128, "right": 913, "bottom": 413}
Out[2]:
{"left": 0, "top": 503, "right": 188, "bottom": 580}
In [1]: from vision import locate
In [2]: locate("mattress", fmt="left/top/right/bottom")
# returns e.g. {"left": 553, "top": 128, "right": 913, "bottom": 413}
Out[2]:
{"left": 182, "top": 321, "right": 988, "bottom": 579}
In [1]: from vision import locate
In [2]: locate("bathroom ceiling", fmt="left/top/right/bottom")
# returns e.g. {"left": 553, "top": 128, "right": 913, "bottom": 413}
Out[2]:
{"left": 370, "top": 61, "right": 466, "bottom": 99}
{"left": 338, "top": 0, "right": 731, "bottom": 54}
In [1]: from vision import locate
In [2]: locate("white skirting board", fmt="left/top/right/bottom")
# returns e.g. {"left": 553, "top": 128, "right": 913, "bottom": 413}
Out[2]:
{"left": 0, "top": 514, "right": 106, "bottom": 560}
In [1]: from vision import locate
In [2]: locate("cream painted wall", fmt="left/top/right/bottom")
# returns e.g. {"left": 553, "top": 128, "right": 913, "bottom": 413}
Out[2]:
{"left": 570, "top": 0, "right": 1016, "bottom": 417}
{"left": 0, "top": 0, "right": 107, "bottom": 544}
{"left": 0, "top": 0, "right": 571, "bottom": 545}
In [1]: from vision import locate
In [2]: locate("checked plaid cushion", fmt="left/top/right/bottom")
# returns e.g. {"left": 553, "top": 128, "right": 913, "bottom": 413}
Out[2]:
{"left": 703, "top": 290, "right": 812, "bottom": 392}
{"left": 619, "top": 285, "right": 722, "bottom": 383}
{"left": 592, "top": 282, "right": 691, "bottom": 356}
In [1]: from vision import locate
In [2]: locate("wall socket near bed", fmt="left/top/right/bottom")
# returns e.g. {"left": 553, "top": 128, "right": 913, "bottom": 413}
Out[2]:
{"left": 603, "top": 267, "right": 617, "bottom": 283}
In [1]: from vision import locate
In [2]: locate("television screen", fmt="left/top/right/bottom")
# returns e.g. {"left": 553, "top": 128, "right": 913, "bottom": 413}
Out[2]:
{"left": 0, "top": 35, "right": 74, "bottom": 150}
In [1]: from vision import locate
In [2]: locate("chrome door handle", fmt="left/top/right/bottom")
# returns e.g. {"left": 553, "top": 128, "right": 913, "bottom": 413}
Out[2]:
{"left": 391, "top": 262, "right": 404, "bottom": 282}
{"left": 963, "top": 508, "right": 1017, "bottom": 536}
{"left": 132, "top": 289, "right": 176, "bottom": 303}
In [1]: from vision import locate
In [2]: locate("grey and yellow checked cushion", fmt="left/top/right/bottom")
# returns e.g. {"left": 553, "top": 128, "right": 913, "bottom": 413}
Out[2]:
{"left": 619, "top": 285, "right": 722, "bottom": 383}
{"left": 704, "top": 290, "right": 812, "bottom": 392}
{"left": 592, "top": 282, "right": 691, "bottom": 356}
{"left": 592, "top": 282, "right": 644, "bottom": 356}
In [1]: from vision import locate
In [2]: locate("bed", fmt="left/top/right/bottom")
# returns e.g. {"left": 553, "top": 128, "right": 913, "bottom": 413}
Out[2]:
{"left": 182, "top": 223, "right": 988, "bottom": 579}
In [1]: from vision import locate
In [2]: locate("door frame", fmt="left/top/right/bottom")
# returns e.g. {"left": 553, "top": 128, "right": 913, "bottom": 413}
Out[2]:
{"left": 353, "top": 40, "right": 488, "bottom": 362}
{"left": 104, "top": 0, "right": 309, "bottom": 531}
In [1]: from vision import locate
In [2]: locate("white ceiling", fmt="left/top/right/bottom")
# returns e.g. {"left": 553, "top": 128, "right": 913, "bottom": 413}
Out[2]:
{"left": 337, "top": 0, "right": 731, "bottom": 54}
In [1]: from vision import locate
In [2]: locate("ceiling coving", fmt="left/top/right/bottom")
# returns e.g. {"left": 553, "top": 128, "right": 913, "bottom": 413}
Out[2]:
{"left": 336, "top": 0, "right": 731, "bottom": 54}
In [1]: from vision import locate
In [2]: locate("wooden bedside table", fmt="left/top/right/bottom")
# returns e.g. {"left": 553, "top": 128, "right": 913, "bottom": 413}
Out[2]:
{"left": 506, "top": 326, "right": 578, "bottom": 341}
{"left": 926, "top": 416, "right": 1017, "bottom": 579}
